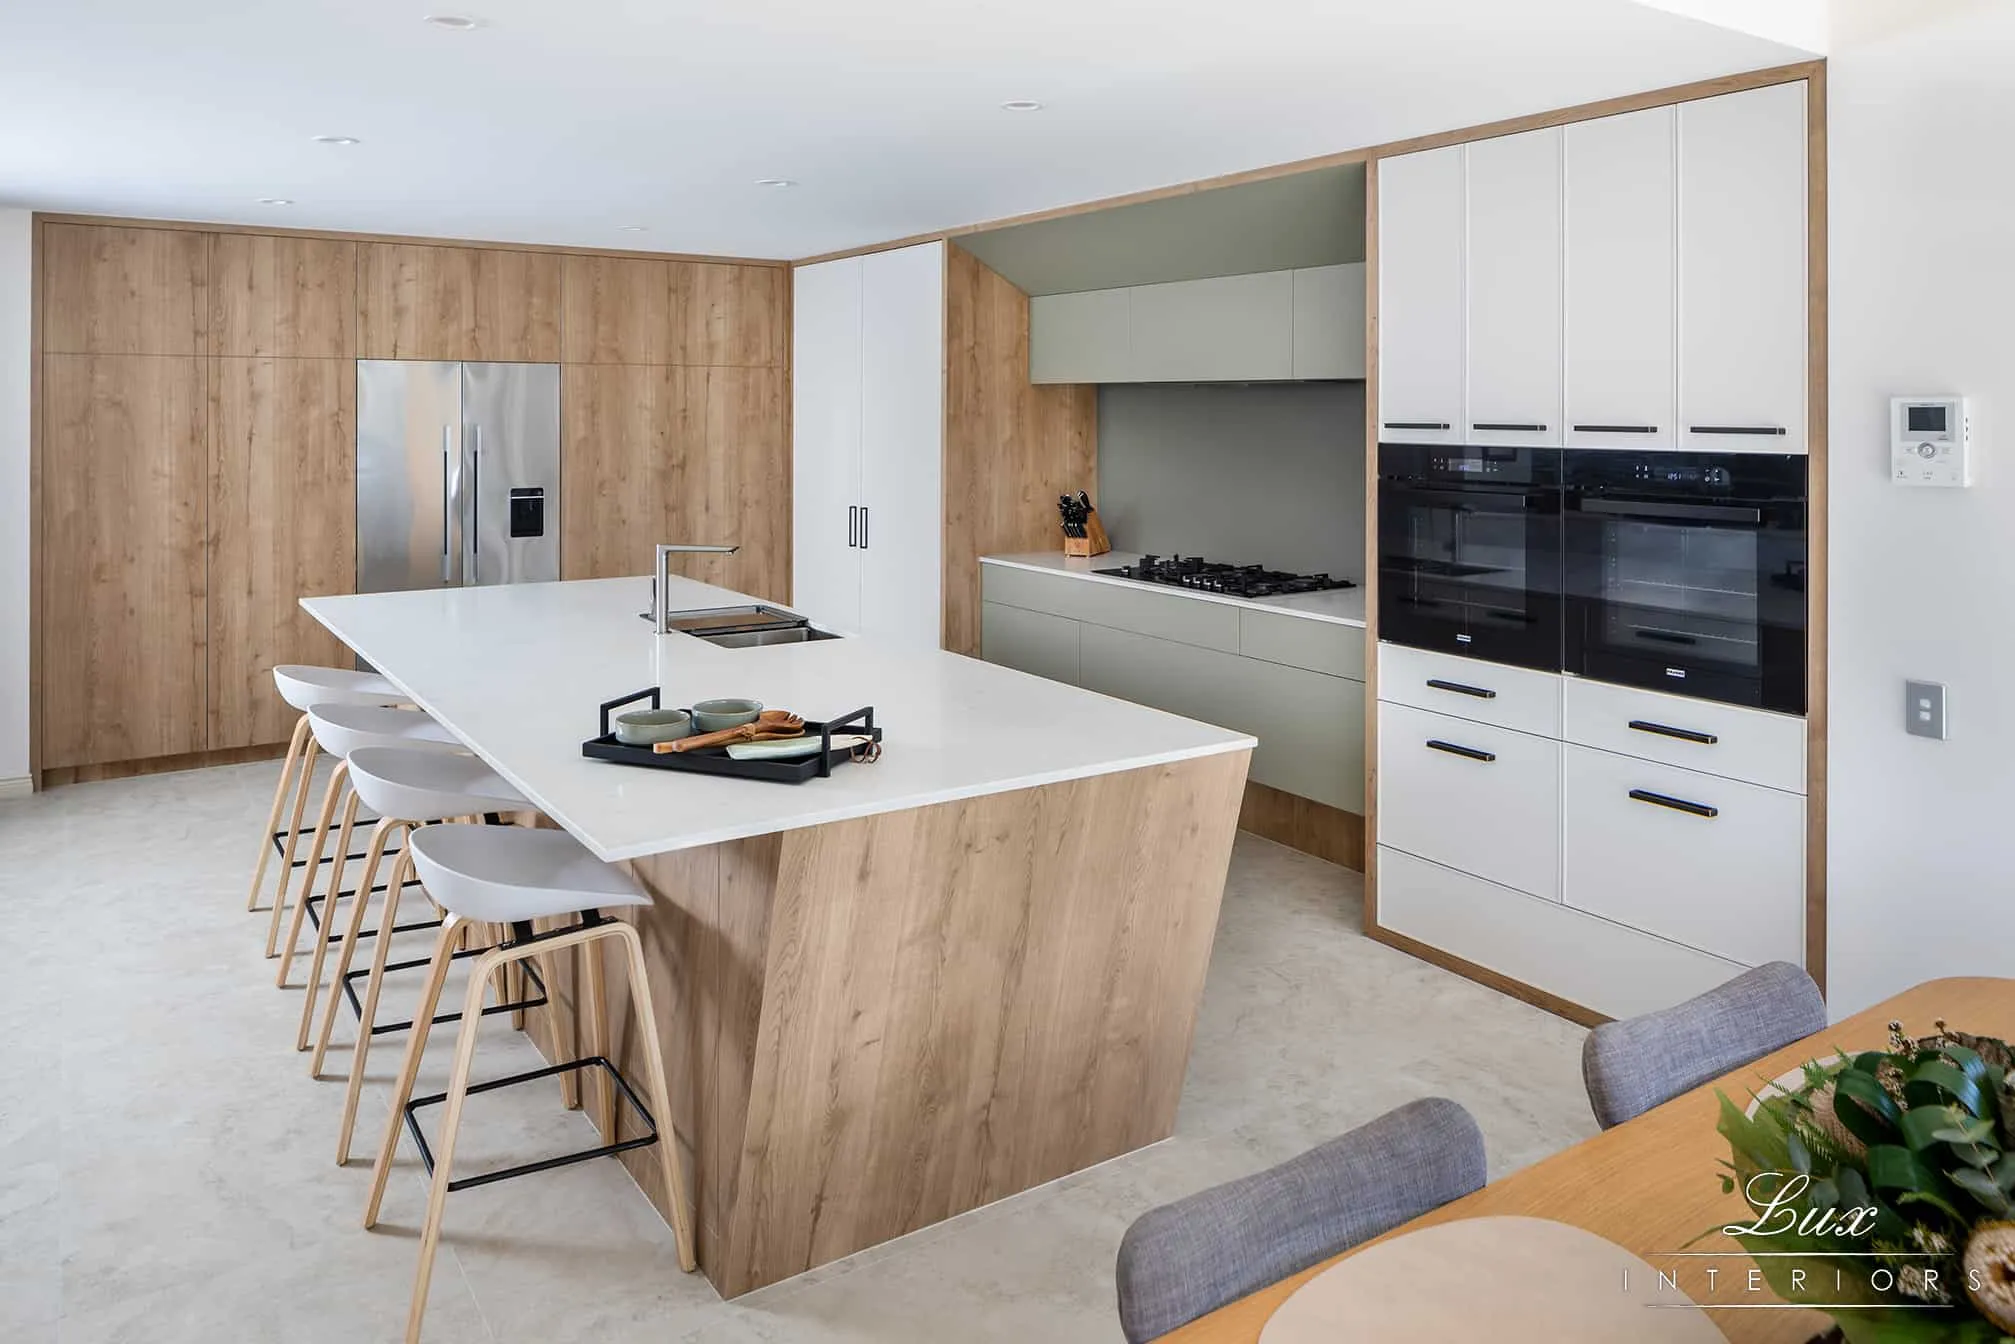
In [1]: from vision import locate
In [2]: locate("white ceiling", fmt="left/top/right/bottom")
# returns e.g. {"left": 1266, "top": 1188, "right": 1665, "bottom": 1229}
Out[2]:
{"left": 0, "top": 0, "right": 1810, "bottom": 260}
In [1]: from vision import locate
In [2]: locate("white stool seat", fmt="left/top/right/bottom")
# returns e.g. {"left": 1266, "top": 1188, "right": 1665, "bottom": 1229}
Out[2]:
{"left": 307, "top": 703, "right": 461, "bottom": 760}
{"left": 346, "top": 747, "right": 526, "bottom": 822}
{"left": 408, "top": 825, "right": 649, "bottom": 925}
{"left": 274, "top": 665, "right": 399, "bottom": 713}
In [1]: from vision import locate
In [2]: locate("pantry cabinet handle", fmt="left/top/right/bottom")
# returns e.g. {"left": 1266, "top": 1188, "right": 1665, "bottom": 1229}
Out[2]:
{"left": 1426, "top": 678, "right": 1496, "bottom": 700}
{"left": 1689, "top": 425, "right": 1787, "bottom": 436}
{"left": 1628, "top": 788, "right": 1719, "bottom": 819}
{"left": 1426, "top": 739, "right": 1496, "bottom": 763}
{"left": 1573, "top": 424, "right": 1658, "bottom": 434}
{"left": 1472, "top": 422, "right": 1547, "bottom": 432}
{"left": 1384, "top": 421, "right": 1452, "bottom": 431}
{"left": 1628, "top": 719, "right": 1719, "bottom": 746}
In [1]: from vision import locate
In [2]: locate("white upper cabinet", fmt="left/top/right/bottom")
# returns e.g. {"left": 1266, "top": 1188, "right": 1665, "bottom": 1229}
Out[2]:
{"left": 857, "top": 241, "right": 946, "bottom": 651}
{"left": 1465, "top": 128, "right": 1563, "bottom": 447}
{"left": 1678, "top": 81, "right": 1808, "bottom": 452}
{"left": 792, "top": 241, "right": 945, "bottom": 647}
{"left": 1565, "top": 106, "right": 1676, "bottom": 450}
{"left": 791, "top": 255, "right": 865, "bottom": 634}
{"left": 1376, "top": 144, "right": 1466, "bottom": 444}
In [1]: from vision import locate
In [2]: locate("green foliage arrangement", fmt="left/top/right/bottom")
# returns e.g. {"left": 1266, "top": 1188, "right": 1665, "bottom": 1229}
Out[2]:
{"left": 1717, "top": 1021, "right": 2015, "bottom": 1343}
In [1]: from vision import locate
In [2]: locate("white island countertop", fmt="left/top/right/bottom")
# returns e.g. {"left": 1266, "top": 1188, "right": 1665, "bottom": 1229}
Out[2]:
{"left": 303, "top": 576, "right": 1254, "bottom": 863}
{"left": 981, "top": 551, "right": 1367, "bottom": 628}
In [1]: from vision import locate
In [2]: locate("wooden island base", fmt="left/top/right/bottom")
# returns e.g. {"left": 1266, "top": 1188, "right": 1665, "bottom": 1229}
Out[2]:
{"left": 527, "top": 748, "right": 1250, "bottom": 1297}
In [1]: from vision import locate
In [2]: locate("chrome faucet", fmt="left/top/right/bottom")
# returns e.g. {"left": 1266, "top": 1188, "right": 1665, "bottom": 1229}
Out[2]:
{"left": 651, "top": 543, "right": 740, "bottom": 632}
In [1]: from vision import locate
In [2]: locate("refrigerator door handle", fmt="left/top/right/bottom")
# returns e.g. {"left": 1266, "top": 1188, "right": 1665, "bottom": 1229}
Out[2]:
{"left": 440, "top": 427, "right": 452, "bottom": 583}
{"left": 470, "top": 424, "right": 482, "bottom": 584}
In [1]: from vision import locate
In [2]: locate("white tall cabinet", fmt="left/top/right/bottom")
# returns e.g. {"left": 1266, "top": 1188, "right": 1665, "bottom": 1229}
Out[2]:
{"left": 791, "top": 241, "right": 945, "bottom": 649}
{"left": 1378, "top": 80, "right": 1808, "bottom": 454}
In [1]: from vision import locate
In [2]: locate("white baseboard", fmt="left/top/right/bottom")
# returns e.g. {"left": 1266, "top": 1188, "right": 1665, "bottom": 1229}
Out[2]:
{"left": 0, "top": 775, "right": 31, "bottom": 800}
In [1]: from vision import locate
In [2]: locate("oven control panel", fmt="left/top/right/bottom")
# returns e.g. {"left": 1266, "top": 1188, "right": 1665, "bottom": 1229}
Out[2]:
{"left": 1891, "top": 396, "right": 1973, "bottom": 487}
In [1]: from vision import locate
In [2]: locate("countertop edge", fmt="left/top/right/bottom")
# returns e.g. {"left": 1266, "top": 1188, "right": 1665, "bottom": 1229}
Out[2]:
{"left": 978, "top": 554, "right": 1368, "bottom": 629}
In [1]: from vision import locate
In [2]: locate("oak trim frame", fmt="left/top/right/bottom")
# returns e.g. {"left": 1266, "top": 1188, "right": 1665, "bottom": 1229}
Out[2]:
{"left": 792, "top": 61, "right": 1825, "bottom": 267}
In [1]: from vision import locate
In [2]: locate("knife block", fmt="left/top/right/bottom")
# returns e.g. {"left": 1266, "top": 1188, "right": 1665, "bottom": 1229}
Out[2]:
{"left": 1063, "top": 509, "right": 1111, "bottom": 558}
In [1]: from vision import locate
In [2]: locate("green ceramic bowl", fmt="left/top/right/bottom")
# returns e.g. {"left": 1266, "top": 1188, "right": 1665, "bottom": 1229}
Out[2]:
{"left": 691, "top": 698, "right": 763, "bottom": 733}
{"left": 614, "top": 707, "right": 693, "bottom": 746}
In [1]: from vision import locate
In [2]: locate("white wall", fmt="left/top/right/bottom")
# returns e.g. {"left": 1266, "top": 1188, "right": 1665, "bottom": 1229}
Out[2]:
{"left": 1826, "top": 2, "right": 2015, "bottom": 1014}
{"left": 0, "top": 209, "right": 29, "bottom": 790}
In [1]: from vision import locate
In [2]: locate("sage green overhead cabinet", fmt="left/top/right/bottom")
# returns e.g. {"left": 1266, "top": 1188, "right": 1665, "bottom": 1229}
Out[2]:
{"left": 1028, "top": 263, "right": 1366, "bottom": 384}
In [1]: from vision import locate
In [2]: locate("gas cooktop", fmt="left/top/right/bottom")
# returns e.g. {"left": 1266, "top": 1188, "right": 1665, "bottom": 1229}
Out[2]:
{"left": 1093, "top": 555, "right": 1357, "bottom": 600}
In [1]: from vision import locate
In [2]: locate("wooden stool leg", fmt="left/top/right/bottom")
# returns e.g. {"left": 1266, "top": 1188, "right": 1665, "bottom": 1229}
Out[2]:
{"left": 267, "top": 738, "right": 322, "bottom": 948}
{"left": 401, "top": 943, "right": 504, "bottom": 1344}
{"left": 338, "top": 845, "right": 416, "bottom": 1166}
{"left": 272, "top": 761, "right": 350, "bottom": 971}
{"left": 247, "top": 714, "right": 309, "bottom": 912}
{"left": 280, "top": 776, "right": 357, "bottom": 989}
{"left": 297, "top": 799, "right": 372, "bottom": 1052}
{"left": 609, "top": 921, "right": 696, "bottom": 1272}
{"left": 363, "top": 914, "right": 465, "bottom": 1228}
{"left": 312, "top": 819, "right": 406, "bottom": 1077}
{"left": 581, "top": 930, "right": 614, "bottom": 1143}
{"left": 532, "top": 919, "right": 580, "bottom": 1110}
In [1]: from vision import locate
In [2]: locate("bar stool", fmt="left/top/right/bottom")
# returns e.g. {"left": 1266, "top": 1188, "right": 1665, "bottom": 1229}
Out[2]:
{"left": 315, "top": 747, "right": 540, "bottom": 1166}
{"left": 269, "top": 703, "right": 462, "bottom": 975}
{"left": 362, "top": 824, "right": 696, "bottom": 1344}
{"left": 247, "top": 666, "right": 399, "bottom": 917}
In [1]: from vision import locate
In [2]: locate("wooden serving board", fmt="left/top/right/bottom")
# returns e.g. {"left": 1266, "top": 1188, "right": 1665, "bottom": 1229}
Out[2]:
{"left": 1259, "top": 1216, "right": 1726, "bottom": 1344}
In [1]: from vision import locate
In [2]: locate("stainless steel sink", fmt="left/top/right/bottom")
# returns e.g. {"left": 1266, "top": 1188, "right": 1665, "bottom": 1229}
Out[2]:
{"left": 660, "top": 604, "right": 842, "bottom": 648}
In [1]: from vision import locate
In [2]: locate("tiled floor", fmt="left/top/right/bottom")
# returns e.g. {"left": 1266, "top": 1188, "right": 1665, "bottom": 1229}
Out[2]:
{"left": 0, "top": 761, "right": 1596, "bottom": 1342}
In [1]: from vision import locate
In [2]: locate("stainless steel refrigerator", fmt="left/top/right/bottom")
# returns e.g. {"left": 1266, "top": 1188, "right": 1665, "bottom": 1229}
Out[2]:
{"left": 356, "top": 361, "right": 561, "bottom": 593}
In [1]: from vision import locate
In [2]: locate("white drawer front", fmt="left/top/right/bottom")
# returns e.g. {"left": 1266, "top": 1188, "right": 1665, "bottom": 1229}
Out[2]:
{"left": 1378, "top": 702, "right": 1560, "bottom": 899}
{"left": 1562, "top": 678, "right": 1806, "bottom": 793}
{"left": 1377, "top": 847, "right": 1749, "bottom": 1021}
{"left": 1378, "top": 643, "right": 1562, "bottom": 738}
{"left": 1561, "top": 744, "right": 1804, "bottom": 968}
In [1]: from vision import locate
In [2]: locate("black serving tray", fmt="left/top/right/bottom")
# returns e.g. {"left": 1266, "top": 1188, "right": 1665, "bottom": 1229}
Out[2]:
{"left": 581, "top": 688, "right": 880, "bottom": 784}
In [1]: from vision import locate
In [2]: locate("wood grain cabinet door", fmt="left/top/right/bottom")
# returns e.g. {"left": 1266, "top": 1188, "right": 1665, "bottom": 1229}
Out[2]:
{"left": 359, "top": 243, "right": 561, "bottom": 361}
{"left": 209, "top": 234, "right": 356, "bottom": 358}
{"left": 40, "top": 354, "right": 208, "bottom": 767}
{"left": 41, "top": 224, "right": 207, "bottom": 355}
{"left": 206, "top": 357, "right": 357, "bottom": 748}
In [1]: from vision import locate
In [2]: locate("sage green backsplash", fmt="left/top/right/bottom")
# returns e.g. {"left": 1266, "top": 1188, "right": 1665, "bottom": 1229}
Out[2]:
{"left": 1095, "top": 382, "right": 1366, "bottom": 581}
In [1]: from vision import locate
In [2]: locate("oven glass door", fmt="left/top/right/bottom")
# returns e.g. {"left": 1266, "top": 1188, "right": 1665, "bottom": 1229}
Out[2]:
{"left": 1378, "top": 481, "right": 1562, "bottom": 670}
{"left": 1565, "top": 496, "right": 1805, "bottom": 712}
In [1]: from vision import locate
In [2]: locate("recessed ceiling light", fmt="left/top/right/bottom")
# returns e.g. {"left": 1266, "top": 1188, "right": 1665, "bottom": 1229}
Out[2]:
{"left": 423, "top": 14, "right": 481, "bottom": 30}
{"left": 1000, "top": 100, "right": 1045, "bottom": 112}
{"left": 617, "top": 225, "right": 648, "bottom": 232}
{"left": 754, "top": 178, "right": 796, "bottom": 189}
{"left": 258, "top": 197, "right": 293, "bottom": 206}
{"left": 312, "top": 135, "right": 361, "bottom": 146}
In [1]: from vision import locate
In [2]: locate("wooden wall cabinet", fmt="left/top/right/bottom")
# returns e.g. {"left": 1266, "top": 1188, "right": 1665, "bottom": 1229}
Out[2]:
{"left": 358, "top": 242, "right": 562, "bottom": 362}
{"left": 40, "top": 224, "right": 208, "bottom": 356}
{"left": 206, "top": 357, "right": 357, "bottom": 748}
{"left": 40, "top": 353, "right": 209, "bottom": 767}
{"left": 210, "top": 234, "right": 356, "bottom": 359}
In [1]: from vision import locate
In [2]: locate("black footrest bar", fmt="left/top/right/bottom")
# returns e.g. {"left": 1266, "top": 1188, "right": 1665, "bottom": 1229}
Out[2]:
{"left": 341, "top": 947, "right": 548, "bottom": 1035}
{"left": 403, "top": 1055, "right": 660, "bottom": 1192}
{"left": 299, "top": 882, "right": 434, "bottom": 939}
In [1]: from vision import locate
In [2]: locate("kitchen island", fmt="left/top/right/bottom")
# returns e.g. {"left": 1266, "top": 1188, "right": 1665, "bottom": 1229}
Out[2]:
{"left": 302, "top": 575, "right": 1254, "bottom": 1298}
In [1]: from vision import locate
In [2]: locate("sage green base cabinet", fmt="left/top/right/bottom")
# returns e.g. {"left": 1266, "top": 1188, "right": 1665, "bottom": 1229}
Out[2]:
{"left": 980, "top": 563, "right": 1364, "bottom": 813}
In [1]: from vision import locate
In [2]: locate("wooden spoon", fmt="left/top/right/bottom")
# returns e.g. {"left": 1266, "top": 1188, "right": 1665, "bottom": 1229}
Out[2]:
{"left": 655, "top": 710, "right": 805, "bottom": 754}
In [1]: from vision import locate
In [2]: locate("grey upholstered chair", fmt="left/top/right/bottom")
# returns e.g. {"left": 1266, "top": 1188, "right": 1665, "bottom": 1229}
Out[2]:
{"left": 1114, "top": 1098, "right": 1487, "bottom": 1342}
{"left": 1582, "top": 960, "right": 1827, "bottom": 1130}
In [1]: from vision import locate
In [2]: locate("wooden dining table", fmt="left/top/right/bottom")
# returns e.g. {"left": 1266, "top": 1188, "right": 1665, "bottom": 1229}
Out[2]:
{"left": 1163, "top": 977, "right": 2015, "bottom": 1344}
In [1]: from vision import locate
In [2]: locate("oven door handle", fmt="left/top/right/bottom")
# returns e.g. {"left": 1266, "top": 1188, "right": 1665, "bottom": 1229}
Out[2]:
{"left": 1383, "top": 486, "right": 1552, "bottom": 510}
{"left": 1573, "top": 497, "right": 1763, "bottom": 525}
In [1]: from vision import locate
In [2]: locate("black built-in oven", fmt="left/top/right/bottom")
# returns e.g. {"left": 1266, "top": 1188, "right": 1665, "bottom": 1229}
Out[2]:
{"left": 1563, "top": 450, "right": 1807, "bottom": 714}
{"left": 1377, "top": 444, "right": 1563, "bottom": 672}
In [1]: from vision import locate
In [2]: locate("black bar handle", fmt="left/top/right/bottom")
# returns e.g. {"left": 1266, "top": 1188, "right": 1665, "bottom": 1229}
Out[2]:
{"left": 1426, "top": 678, "right": 1498, "bottom": 700}
{"left": 818, "top": 706, "right": 877, "bottom": 779}
{"left": 1629, "top": 788, "right": 1719, "bottom": 818}
{"left": 848, "top": 505, "right": 858, "bottom": 548}
{"left": 1383, "top": 421, "right": 1452, "bottom": 431}
{"left": 1426, "top": 739, "right": 1496, "bottom": 763}
{"left": 1628, "top": 719, "right": 1719, "bottom": 746}
{"left": 1573, "top": 424, "right": 1659, "bottom": 434}
{"left": 1472, "top": 422, "right": 1547, "bottom": 432}
{"left": 1689, "top": 425, "right": 1787, "bottom": 436}
{"left": 598, "top": 686, "right": 661, "bottom": 739}
{"left": 861, "top": 506, "right": 868, "bottom": 549}
{"left": 1578, "top": 497, "right": 1763, "bottom": 525}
